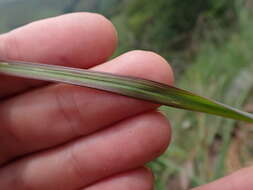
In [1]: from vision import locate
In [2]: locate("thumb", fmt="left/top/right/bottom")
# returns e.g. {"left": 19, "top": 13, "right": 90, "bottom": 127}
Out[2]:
{"left": 192, "top": 166, "right": 253, "bottom": 190}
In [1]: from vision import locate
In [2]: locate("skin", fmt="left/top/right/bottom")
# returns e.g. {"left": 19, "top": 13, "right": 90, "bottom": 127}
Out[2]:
{"left": 0, "top": 12, "right": 252, "bottom": 190}
{"left": 0, "top": 13, "right": 173, "bottom": 190}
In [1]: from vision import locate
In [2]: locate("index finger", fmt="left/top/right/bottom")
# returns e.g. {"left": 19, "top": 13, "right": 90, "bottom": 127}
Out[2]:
{"left": 0, "top": 12, "right": 117, "bottom": 98}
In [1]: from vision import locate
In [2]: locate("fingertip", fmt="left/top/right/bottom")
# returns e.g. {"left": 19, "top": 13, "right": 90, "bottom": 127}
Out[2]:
{"left": 129, "top": 167, "right": 154, "bottom": 190}
{"left": 145, "top": 111, "right": 172, "bottom": 156}
{"left": 69, "top": 12, "right": 118, "bottom": 60}
{"left": 93, "top": 50, "right": 174, "bottom": 85}
{"left": 85, "top": 12, "right": 118, "bottom": 47}
{"left": 0, "top": 12, "right": 118, "bottom": 67}
{"left": 84, "top": 167, "right": 154, "bottom": 190}
{"left": 120, "top": 111, "right": 171, "bottom": 160}
{"left": 129, "top": 50, "right": 174, "bottom": 85}
{"left": 139, "top": 167, "right": 155, "bottom": 187}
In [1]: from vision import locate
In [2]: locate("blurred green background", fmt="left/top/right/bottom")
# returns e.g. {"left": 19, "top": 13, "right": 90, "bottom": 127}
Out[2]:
{"left": 1, "top": 0, "right": 253, "bottom": 189}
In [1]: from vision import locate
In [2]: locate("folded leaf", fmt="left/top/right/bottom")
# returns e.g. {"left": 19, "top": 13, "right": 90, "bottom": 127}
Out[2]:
{"left": 0, "top": 60, "right": 253, "bottom": 123}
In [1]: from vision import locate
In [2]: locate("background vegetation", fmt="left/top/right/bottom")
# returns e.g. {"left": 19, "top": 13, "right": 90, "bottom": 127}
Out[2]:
{"left": 1, "top": 0, "right": 253, "bottom": 189}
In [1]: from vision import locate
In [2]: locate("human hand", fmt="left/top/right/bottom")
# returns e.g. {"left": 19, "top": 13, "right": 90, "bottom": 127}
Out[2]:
{"left": 192, "top": 166, "right": 253, "bottom": 190}
{"left": 0, "top": 13, "right": 174, "bottom": 190}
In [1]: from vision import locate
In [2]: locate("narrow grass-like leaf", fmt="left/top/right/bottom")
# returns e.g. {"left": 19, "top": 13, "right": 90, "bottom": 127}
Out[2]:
{"left": 0, "top": 60, "right": 253, "bottom": 123}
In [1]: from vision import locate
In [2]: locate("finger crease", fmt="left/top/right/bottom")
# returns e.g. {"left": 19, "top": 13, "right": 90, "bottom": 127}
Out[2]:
{"left": 54, "top": 88, "right": 81, "bottom": 137}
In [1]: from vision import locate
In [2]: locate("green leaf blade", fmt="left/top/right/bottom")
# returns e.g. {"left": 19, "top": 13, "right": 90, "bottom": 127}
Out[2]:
{"left": 0, "top": 60, "right": 253, "bottom": 123}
